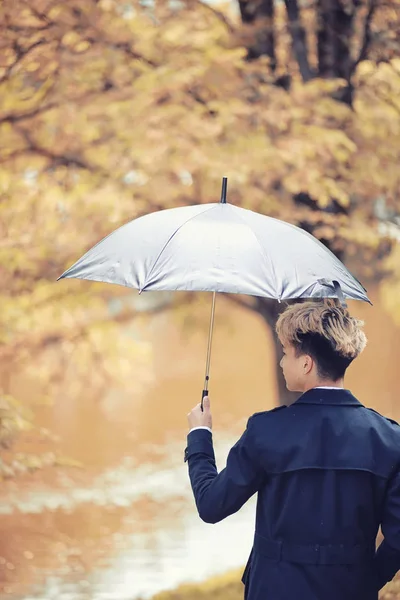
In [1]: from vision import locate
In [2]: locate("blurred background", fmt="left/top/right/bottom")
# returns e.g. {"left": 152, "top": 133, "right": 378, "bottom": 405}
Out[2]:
{"left": 1, "top": 0, "right": 400, "bottom": 598}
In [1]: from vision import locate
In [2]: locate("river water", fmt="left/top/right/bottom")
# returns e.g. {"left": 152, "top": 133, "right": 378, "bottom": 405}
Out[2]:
{"left": 1, "top": 288, "right": 399, "bottom": 599}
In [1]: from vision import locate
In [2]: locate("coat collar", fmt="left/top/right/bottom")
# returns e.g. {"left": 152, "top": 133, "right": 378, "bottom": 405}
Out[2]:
{"left": 293, "top": 388, "right": 363, "bottom": 407}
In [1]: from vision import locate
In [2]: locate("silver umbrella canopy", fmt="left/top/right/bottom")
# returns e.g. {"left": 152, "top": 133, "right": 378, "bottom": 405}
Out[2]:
{"left": 58, "top": 178, "right": 371, "bottom": 404}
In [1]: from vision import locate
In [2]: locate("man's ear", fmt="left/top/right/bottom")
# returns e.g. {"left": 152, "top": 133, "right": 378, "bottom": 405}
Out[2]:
{"left": 303, "top": 355, "right": 314, "bottom": 375}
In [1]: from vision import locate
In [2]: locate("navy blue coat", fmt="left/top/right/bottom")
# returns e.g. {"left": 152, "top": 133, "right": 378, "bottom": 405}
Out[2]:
{"left": 184, "top": 388, "right": 400, "bottom": 600}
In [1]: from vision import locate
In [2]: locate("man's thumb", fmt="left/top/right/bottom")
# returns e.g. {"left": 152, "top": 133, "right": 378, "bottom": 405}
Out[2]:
{"left": 203, "top": 396, "right": 210, "bottom": 409}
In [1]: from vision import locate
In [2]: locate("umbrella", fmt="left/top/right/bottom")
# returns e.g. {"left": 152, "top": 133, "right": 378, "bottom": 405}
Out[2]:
{"left": 58, "top": 177, "right": 371, "bottom": 405}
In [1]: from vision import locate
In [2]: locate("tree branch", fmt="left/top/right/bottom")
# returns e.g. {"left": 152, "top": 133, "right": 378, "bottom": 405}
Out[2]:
{"left": 0, "top": 39, "right": 49, "bottom": 85}
{"left": 283, "top": 0, "right": 314, "bottom": 82}
{"left": 0, "top": 292, "right": 186, "bottom": 365}
{"left": 0, "top": 97, "right": 60, "bottom": 125}
{"left": 13, "top": 125, "right": 98, "bottom": 171}
{"left": 189, "top": 0, "right": 235, "bottom": 33}
{"left": 20, "top": 0, "right": 53, "bottom": 25}
{"left": 350, "top": 0, "right": 377, "bottom": 75}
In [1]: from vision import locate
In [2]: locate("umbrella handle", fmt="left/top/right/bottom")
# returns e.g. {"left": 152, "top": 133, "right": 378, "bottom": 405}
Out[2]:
{"left": 201, "top": 389, "right": 208, "bottom": 412}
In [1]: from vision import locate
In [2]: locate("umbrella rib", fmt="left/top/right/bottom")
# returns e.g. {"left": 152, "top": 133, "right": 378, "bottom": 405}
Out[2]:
{"left": 263, "top": 215, "right": 367, "bottom": 292}
{"left": 140, "top": 204, "right": 219, "bottom": 292}
{"left": 269, "top": 217, "right": 370, "bottom": 296}
{"left": 231, "top": 208, "right": 281, "bottom": 300}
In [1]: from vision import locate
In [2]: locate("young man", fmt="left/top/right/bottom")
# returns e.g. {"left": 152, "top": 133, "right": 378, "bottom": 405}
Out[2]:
{"left": 185, "top": 299, "right": 400, "bottom": 600}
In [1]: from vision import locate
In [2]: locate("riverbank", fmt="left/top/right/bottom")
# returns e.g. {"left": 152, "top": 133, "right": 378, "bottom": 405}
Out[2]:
{"left": 149, "top": 569, "right": 400, "bottom": 600}
{"left": 150, "top": 568, "right": 243, "bottom": 600}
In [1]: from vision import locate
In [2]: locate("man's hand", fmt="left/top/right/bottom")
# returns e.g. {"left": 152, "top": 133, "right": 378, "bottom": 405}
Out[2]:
{"left": 187, "top": 396, "right": 212, "bottom": 431}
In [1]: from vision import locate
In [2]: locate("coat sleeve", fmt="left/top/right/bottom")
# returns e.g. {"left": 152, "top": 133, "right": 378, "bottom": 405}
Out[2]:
{"left": 184, "top": 416, "right": 265, "bottom": 524}
{"left": 375, "top": 469, "right": 400, "bottom": 589}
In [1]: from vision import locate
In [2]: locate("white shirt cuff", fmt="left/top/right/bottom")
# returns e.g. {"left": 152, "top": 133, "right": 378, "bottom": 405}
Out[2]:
{"left": 189, "top": 426, "right": 212, "bottom": 434}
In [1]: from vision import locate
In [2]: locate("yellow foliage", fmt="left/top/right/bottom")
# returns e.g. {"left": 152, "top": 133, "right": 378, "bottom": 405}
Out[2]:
{"left": 0, "top": 395, "right": 33, "bottom": 449}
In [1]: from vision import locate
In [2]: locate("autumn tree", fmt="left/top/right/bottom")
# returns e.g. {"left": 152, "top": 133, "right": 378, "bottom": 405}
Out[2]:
{"left": 1, "top": 0, "right": 400, "bottom": 450}
{"left": 237, "top": 1, "right": 400, "bottom": 100}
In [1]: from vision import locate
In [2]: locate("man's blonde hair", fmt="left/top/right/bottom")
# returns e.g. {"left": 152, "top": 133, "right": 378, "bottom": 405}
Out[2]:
{"left": 275, "top": 299, "right": 367, "bottom": 379}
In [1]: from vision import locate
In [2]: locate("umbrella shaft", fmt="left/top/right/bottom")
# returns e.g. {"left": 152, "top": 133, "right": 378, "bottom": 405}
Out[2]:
{"left": 203, "top": 291, "right": 216, "bottom": 394}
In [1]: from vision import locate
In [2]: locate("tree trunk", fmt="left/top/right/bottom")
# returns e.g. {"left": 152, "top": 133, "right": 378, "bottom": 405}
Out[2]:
{"left": 283, "top": 0, "right": 314, "bottom": 82}
{"left": 317, "top": 0, "right": 355, "bottom": 104}
{"left": 317, "top": 0, "right": 336, "bottom": 78}
{"left": 238, "top": 0, "right": 276, "bottom": 68}
{"left": 255, "top": 297, "right": 300, "bottom": 406}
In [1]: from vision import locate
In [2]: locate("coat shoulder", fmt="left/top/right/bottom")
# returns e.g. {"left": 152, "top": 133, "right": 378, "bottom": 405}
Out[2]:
{"left": 248, "top": 406, "right": 287, "bottom": 423}
{"left": 365, "top": 407, "right": 400, "bottom": 428}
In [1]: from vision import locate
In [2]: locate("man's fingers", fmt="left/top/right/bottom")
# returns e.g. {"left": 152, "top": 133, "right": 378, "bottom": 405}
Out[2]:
{"left": 187, "top": 403, "right": 202, "bottom": 416}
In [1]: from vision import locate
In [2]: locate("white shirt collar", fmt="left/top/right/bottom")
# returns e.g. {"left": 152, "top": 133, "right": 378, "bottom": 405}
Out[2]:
{"left": 314, "top": 386, "right": 344, "bottom": 389}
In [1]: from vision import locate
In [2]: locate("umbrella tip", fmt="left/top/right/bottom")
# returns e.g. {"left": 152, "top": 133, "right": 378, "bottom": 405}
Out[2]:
{"left": 220, "top": 177, "right": 228, "bottom": 204}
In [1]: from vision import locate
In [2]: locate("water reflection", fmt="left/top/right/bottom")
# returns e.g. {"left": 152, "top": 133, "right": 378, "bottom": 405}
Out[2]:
{"left": 99, "top": 498, "right": 255, "bottom": 600}
{"left": 0, "top": 433, "right": 254, "bottom": 600}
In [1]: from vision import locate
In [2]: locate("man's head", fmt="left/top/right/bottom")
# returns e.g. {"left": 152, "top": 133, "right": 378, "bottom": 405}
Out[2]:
{"left": 275, "top": 299, "right": 367, "bottom": 393}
